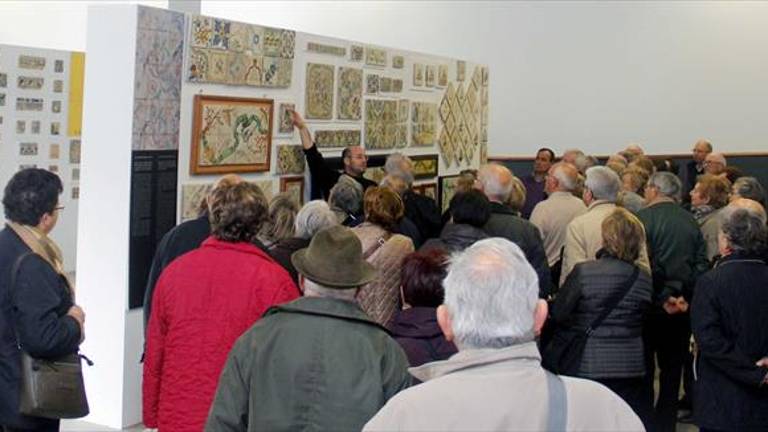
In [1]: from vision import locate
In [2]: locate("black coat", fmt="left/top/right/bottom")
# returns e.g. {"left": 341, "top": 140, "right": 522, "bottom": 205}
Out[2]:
{"left": 483, "top": 202, "right": 552, "bottom": 299}
{"left": 388, "top": 307, "right": 457, "bottom": 368}
{"left": 268, "top": 237, "right": 311, "bottom": 285}
{"left": 691, "top": 253, "right": 768, "bottom": 431}
{"left": 682, "top": 160, "right": 704, "bottom": 205}
{"left": 420, "top": 223, "right": 488, "bottom": 253}
{"left": 402, "top": 190, "right": 442, "bottom": 242}
{"left": 142, "top": 214, "right": 210, "bottom": 328}
{"left": 550, "top": 254, "right": 653, "bottom": 379}
{"left": 0, "top": 227, "right": 81, "bottom": 430}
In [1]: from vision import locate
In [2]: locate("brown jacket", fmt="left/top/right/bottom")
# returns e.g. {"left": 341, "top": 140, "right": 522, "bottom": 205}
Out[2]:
{"left": 352, "top": 222, "right": 414, "bottom": 326}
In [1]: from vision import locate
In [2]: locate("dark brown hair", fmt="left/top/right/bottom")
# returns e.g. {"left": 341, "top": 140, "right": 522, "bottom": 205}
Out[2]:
{"left": 401, "top": 249, "right": 449, "bottom": 308}
{"left": 209, "top": 182, "right": 268, "bottom": 243}
{"left": 364, "top": 186, "right": 404, "bottom": 232}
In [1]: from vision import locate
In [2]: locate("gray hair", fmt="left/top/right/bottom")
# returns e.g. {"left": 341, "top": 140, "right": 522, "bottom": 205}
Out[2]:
{"left": 295, "top": 200, "right": 338, "bottom": 239}
{"left": 329, "top": 175, "right": 363, "bottom": 214}
{"left": 719, "top": 207, "right": 767, "bottom": 255}
{"left": 443, "top": 238, "right": 539, "bottom": 350}
{"left": 478, "top": 163, "right": 513, "bottom": 202}
{"left": 585, "top": 166, "right": 621, "bottom": 201}
{"left": 384, "top": 153, "right": 415, "bottom": 186}
{"left": 303, "top": 278, "right": 358, "bottom": 300}
{"left": 550, "top": 163, "right": 577, "bottom": 191}
{"left": 648, "top": 171, "right": 682, "bottom": 201}
{"left": 574, "top": 154, "right": 598, "bottom": 174}
{"left": 732, "top": 177, "right": 766, "bottom": 207}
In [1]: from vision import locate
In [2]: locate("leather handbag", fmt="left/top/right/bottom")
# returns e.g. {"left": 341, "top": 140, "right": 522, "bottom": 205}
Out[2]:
{"left": 11, "top": 253, "right": 91, "bottom": 419}
{"left": 542, "top": 266, "right": 640, "bottom": 376}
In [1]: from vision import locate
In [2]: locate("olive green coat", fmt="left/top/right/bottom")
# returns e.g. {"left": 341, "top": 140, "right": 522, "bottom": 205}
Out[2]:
{"left": 205, "top": 297, "right": 411, "bottom": 432}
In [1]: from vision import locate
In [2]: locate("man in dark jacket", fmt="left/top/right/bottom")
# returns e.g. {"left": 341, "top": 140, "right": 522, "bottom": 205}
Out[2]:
{"left": 1, "top": 169, "right": 84, "bottom": 431}
{"left": 691, "top": 204, "right": 768, "bottom": 432}
{"left": 384, "top": 153, "right": 442, "bottom": 242}
{"left": 293, "top": 110, "right": 376, "bottom": 200}
{"left": 683, "top": 139, "right": 712, "bottom": 205}
{"left": 478, "top": 163, "right": 552, "bottom": 299}
{"left": 637, "top": 172, "right": 708, "bottom": 432}
{"left": 206, "top": 226, "right": 410, "bottom": 432}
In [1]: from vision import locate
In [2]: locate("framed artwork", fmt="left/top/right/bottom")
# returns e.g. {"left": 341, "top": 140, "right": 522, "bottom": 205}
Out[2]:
{"left": 438, "top": 175, "right": 460, "bottom": 213}
{"left": 337, "top": 67, "right": 363, "bottom": 120}
{"left": 456, "top": 60, "right": 466, "bottom": 82}
{"left": 276, "top": 144, "right": 305, "bottom": 175}
{"left": 411, "top": 154, "right": 439, "bottom": 179}
{"left": 425, "top": 65, "right": 436, "bottom": 88}
{"left": 413, "top": 63, "right": 424, "bottom": 87}
{"left": 365, "top": 47, "right": 387, "bottom": 67}
{"left": 190, "top": 94, "right": 273, "bottom": 174}
{"left": 414, "top": 182, "right": 437, "bottom": 201}
{"left": 280, "top": 176, "right": 305, "bottom": 207}
{"left": 277, "top": 102, "right": 295, "bottom": 134}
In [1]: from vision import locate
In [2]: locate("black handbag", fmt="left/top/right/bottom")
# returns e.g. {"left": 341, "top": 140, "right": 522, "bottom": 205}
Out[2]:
{"left": 10, "top": 253, "right": 91, "bottom": 419}
{"left": 542, "top": 266, "right": 640, "bottom": 376}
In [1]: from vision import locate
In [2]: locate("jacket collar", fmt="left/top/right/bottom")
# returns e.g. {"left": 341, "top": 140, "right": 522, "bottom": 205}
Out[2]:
{"left": 266, "top": 297, "right": 388, "bottom": 331}
{"left": 410, "top": 341, "right": 542, "bottom": 382}
{"left": 201, "top": 236, "right": 273, "bottom": 259}
{"left": 548, "top": 191, "right": 575, "bottom": 199}
{"left": 489, "top": 201, "right": 516, "bottom": 216}
{"left": 440, "top": 223, "right": 489, "bottom": 242}
{"left": 715, "top": 251, "right": 767, "bottom": 267}
{"left": 587, "top": 199, "right": 615, "bottom": 211}
{"left": 389, "top": 307, "right": 442, "bottom": 338}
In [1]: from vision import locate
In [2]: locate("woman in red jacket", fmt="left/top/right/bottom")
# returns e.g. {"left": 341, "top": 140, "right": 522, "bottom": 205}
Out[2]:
{"left": 143, "top": 182, "right": 299, "bottom": 432}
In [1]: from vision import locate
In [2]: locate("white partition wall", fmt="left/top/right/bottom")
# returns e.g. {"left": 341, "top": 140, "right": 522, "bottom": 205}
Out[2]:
{"left": 77, "top": 4, "right": 139, "bottom": 428}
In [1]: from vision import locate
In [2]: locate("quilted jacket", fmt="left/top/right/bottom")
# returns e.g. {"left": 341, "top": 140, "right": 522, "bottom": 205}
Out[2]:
{"left": 352, "top": 222, "right": 414, "bottom": 326}
{"left": 142, "top": 237, "right": 299, "bottom": 432}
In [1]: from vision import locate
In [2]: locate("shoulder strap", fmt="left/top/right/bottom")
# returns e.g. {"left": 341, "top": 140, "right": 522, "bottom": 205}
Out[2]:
{"left": 586, "top": 266, "right": 640, "bottom": 335}
{"left": 362, "top": 231, "right": 393, "bottom": 260}
{"left": 546, "top": 372, "right": 567, "bottom": 431}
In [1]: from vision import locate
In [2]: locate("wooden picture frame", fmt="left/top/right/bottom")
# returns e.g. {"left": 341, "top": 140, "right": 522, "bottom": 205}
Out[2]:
{"left": 411, "top": 154, "right": 439, "bottom": 179}
{"left": 280, "top": 175, "right": 305, "bottom": 207}
{"left": 190, "top": 94, "right": 273, "bottom": 175}
{"left": 438, "top": 175, "right": 460, "bottom": 213}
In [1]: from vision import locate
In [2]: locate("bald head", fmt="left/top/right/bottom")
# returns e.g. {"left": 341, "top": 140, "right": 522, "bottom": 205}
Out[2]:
{"left": 547, "top": 162, "right": 579, "bottom": 193}
{"left": 728, "top": 198, "right": 767, "bottom": 224}
{"left": 704, "top": 152, "right": 727, "bottom": 175}
{"left": 478, "top": 163, "right": 514, "bottom": 203}
{"left": 693, "top": 139, "right": 713, "bottom": 163}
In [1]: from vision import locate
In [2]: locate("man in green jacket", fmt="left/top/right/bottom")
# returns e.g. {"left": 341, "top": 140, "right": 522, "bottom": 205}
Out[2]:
{"left": 637, "top": 172, "right": 708, "bottom": 432}
{"left": 206, "top": 225, "right": 411, "bottom": 432}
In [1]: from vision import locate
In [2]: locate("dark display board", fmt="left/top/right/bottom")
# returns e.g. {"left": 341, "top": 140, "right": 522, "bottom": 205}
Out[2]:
{"left": 129, "top": 150, "right": 178, "bottom": 309}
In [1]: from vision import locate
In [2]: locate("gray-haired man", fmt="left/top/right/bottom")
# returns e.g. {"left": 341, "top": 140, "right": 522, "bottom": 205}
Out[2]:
{"left": 364, "top": 238, "right": 643, "bottom": 431}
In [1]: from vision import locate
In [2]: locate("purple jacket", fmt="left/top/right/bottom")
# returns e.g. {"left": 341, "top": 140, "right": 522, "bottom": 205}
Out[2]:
{"left": 521, "top": 174, "right": 547, "bottom": 219}
{"left": 388, "top": 307, "right": 457, "bottom": 368}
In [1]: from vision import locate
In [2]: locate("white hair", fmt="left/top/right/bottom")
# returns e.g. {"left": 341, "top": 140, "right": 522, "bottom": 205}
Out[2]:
{"left": 648, "top": 171, "right": 682, "bottom": 201}
{"left": 585, "top": 166, "right": 621, "bottom": 201}
{"left": 443, "top": 238, "right": 539, "bottom": 349}
{"left": 384, "top": 153, "right": 414, "bottom": 186}
{"left": 303, "top": 278, "right": 358, "bottom": 300}
{"left": 478, "top": 164, "right": 513, "bottom": 202}
{"left": 295, "top": 200, "right": 338, "bottom": 239}
{"left": 550, "top": 163, "right": 577, "bottom": 191}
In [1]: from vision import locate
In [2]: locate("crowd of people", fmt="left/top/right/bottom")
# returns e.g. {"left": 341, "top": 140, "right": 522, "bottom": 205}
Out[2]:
{"left": 1, "top": 113, "right": 767, "bottom": 431}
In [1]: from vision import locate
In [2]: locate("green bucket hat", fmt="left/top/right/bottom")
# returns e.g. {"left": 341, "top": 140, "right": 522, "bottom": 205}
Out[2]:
{"left": 291, "top": 225, "right": 378, "bottom": 289}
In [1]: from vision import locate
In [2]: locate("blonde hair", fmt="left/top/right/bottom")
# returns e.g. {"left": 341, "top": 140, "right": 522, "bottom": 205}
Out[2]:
{"left": 601, "top": 208, "right": 645, "bottom": 262}
{"left": 507, "top": 177, "right": 527, "bottom": 212}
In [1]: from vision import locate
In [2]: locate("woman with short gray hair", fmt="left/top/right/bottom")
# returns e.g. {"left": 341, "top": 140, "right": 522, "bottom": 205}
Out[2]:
{"left": 731, "top": 176, "right": 766, "bottom": 209}
{"left": 269, "top": 200, "right": 338, "bottom": 284}
{"left": 329, "top": 174, "right": 364, "bottom": 227}
{"left": 691, "top": 206, "right": 768, "bottom": 431}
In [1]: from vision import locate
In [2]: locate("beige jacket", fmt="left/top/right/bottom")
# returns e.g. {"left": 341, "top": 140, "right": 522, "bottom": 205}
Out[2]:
{"left": 560, "top": 200, "right": 650, "bottom": 286}
{"left": 530, "top": 191, "right": 588, "bottom": 267}
{"left": 352, "top": 222, "right": 414, "bottom": 326}
{"left": 364, "top": 342, "right": 644, "bottom": 432}
{"left": 698, "top": 208, "right": 723, "bottom": 262}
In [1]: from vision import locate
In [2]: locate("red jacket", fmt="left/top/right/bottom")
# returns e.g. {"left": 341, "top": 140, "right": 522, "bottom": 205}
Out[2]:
{"left": 142, "top": 237, "right": 299, "bottom": 431}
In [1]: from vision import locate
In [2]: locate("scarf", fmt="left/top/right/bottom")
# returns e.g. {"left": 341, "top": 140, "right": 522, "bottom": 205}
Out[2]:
{"left": 7, "top": 221, "right": 74, "bottom": 297}
{"left": 692, "top": 205, "right": 716, "bottom": 222}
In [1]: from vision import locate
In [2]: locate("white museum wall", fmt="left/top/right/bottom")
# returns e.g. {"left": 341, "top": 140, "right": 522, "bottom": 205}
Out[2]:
{"left": 204, "top": 1, "right": 768, "bottom": 156}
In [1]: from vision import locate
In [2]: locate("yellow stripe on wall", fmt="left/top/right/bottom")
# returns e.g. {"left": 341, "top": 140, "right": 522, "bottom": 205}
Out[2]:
{"left": 67, "top": 52, "right": 86, "bottom": 137}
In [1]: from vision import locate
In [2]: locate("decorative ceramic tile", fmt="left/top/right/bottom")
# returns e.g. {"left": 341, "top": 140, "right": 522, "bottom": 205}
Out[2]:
{"left": 18, "top": 55, "right": 46, "bottom": 70}
{"left": 350, "top": 45, "right": 364, "bottom": 62}
{"left": 211, "top": 18, "right": 231, "bottom": 50}
{"left": 0, "top": 93, "right": 4, "bottom": 107}
{"left": 16, "top": 120, "right": 25, "bottom": 134}
{"left": 52, "top": 100, "right": 61, "bottom": 113}
{"left": 315, "top": 129, "right": 361, "bottom": 148}
{"left": 69, "top": 139, "right": 81, "bottom": 164}
{"left": 227, "top": 51, "right": 250, "bottom": 85}
{"left": 425, "top": 65, "right": 436, "bottom": 88}
{"left": 307, "top": 42, "right": 346, "bottom": 56}
{"left": 49, "top": 143, "right": 60, "bottom": 159}
{"left": 365, "top": 47, "right": 387, "bottom": 67}
{"left": 31, "top": 120, "right": 40, "bottom": 134}
{"left": 411, "top": 102, "right": 437, "bottom": 146}
{"left": 191, "top": 15, "right": 213, "bottom": 48}
{"left": 392, "top": 55, "right": 404, "bottom": 69}
{"left": 263, "top": 27, "right": 283, "bottom": 57}
{"left": 208, "top": 50, "right": 228, "bottom": 82}
{"left": 365, "top": 74, "right": 379, "bottom": 95}
{"left": 379, "top": 77, "right": 392, "bottom": 93}
{"left": 337, "top": 67, "right": 362, "bottom": 120}
{"left": 17, "top": 76, "right": 44, "bottom": 90}
{"left": 228, "top": 22, "right": 251, "bottom": 52}
{"left": 305, "top": 63, "right": 334, "bottom": 120}
{"left": 0, "top": 73, "right": 7, "bottom": 88}
{"left": 437, "top": 65, "right": 448, "bottom": 87}
{"left": 456, "top": 60, "right": 466, "bottom": 82}
{"left": 16, "top": 97, "right": 44, "bottom": 111}
{"left": 54, "top": 59, "right": 64, "bottom": 73}
{"left": 277, "top": 102, "right": 295, "bottom": 134}
{"left": 72, "top": 167, "right": 80, "bottom": 181}
{"left": 365, "top": 99, "right": 405, "bottom": 150}
{"left": 53, "top": 79, "right": 63, "bottom": 93}
{"left": 19, "top": 142, "right": 38, "bottom": 156}
{"left": 71, "top": 186, "right": 79, "bottom": 200}
{"left": 393, "top": 79, "right": 403, "bottom": 93}
{"left": 276, "top": 144, "right": 306, "bottom": 175}
{"left": 50, "top": 122, "right": 60, "bottom": 135}
{"left": 413, "top": 63, "right": 424, "bottom": 87}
